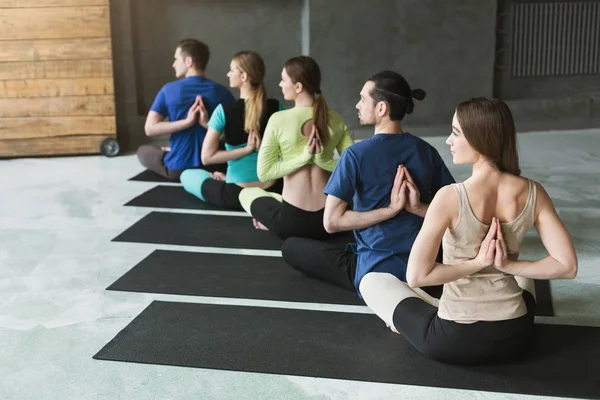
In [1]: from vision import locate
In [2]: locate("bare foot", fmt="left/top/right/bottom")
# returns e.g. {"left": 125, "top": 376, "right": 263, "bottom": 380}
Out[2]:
{"left": 210, "top": 171, "right": 226, "bottom": 181}
{"left": 386, "top": 323, "right": 400, "bottom": 335}
{"left": 253, "top": 218, "right": 269, "bottom": 231}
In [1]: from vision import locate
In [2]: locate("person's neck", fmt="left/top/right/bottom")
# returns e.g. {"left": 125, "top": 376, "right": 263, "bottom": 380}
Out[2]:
{"left": 185, "top": 68, "right": 204, "bottom": 78}
{"left": 239, "top": 84, "right": 253, "bottom": 100}
{"left": 471, "top": 158, "right": 500, "bottom": 179}
{"left": 374, "top": 119, "right": 403, "bottom": 135}
{"left": 294, "top": 92, "right": 314, "bottom": 107}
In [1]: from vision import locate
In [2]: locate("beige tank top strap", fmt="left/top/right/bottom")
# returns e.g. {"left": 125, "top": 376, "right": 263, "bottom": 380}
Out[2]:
{"left": 450, "top": 183, "right": 469, "bottom": 228}
{"left": 524, "top": 179, "right": 537, "bottom": 224}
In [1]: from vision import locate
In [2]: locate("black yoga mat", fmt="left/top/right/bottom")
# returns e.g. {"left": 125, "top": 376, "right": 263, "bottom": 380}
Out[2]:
{"left": 125, "top": 185, "right": 232, "bottom": 212}
{"left": 107, "top": 250, "right": 363, "bottom": 305}
{"left": 107, "top": 250, "right": 551, "bottom": 315}
{"left": 534, "top": 279, "right": 553, "bottom": 316}
{"left": 112, "top": 212, "right": 282, "bottom": 250}
{"left": 128, "top": 170, "right": 179, "bottom": 183}
{"left": 94, "top": 301, "right": 600, "bottom": 399}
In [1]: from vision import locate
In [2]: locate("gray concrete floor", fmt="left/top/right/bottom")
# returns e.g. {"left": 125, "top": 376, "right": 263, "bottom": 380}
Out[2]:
{"left": 1, "top": 129, "right": 599, "bottom": 400}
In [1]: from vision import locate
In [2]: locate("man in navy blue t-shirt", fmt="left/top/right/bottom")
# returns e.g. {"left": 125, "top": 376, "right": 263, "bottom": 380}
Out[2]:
{"left": 137, "top": 39, "right": 234, "bottom": 181}
{"left": 281, "top": 71, "right": 455, "bottom": 297}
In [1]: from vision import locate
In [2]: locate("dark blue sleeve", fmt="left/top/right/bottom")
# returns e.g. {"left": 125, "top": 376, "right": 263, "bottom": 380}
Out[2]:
{"left": 431, "top": 152, "right": 455, "bottom": 195}
{"left": 323, "top": 149, "right": 358, "bottom": 204}
{"left": 150, "top": 86, "right": 168, "bottom": 116}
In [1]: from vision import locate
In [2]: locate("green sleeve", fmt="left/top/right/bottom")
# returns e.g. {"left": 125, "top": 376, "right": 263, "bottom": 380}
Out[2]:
{"left": 257, "top": 118, "right": 312, "bottom": 181}
{"left": 313, "top": 151, "right": 337, "bottom": 172}
{"left": 336, "top": 123, "right": 355, "bottom": 155}
{"left": 313, "top": 121, "right": 355, "bottom": 172}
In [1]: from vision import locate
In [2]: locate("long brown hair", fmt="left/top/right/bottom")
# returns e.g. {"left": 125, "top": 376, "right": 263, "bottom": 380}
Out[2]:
{"left": 284, "top": 56, "right": 328, "bottom": 143}
{"left": 456, "top": 97, "right": 521, "bottom": 175}
{"left": 232, "top": 51, "right": 267, "bottom": 134}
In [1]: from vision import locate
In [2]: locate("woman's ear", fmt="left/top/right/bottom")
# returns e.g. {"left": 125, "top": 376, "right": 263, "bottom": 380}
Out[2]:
{"left": 295, "top": 82, "right": 303, "bottom": 94}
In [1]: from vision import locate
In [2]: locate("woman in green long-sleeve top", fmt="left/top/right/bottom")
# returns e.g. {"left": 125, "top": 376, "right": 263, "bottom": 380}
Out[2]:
{"left": 239, "top": 56, "right": 355, "bottom": 240}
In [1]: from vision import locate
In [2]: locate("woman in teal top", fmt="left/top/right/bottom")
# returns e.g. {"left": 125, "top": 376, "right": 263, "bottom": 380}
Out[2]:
{"left": 180, "top": 51, "right": 282, "bottom": 210}
{"left": 239, "top": 56, "right": 355, "bottom": 239}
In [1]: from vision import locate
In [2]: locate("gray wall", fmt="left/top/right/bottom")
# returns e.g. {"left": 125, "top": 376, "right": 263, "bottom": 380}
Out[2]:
{"left": 310, "top": 0, "right": 497, "bottom": 134}
{"left": 110, "top": 0, "right": 599, "bottom": 152}
{"left": 130, "top": 0, "right": 302, "bottom": 113}
{"left": 110, "top": 0, "right": 302, "bottom": 151}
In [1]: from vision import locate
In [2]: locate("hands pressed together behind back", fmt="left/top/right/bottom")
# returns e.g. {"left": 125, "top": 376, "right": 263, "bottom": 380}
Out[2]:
{"left": 185, "top": 95, "right": 209, "bottom": 128}
{"left": 389, "top": 165, "right": 426, "bottom": 217}
{"left": 475, "top": 217, "right": 509, "bottom": 270}
{"left": 245, "top": 130, "right": 262, "bottom": 154}
{"left": 306, "top": 125, "right": 323, "bottom": 155}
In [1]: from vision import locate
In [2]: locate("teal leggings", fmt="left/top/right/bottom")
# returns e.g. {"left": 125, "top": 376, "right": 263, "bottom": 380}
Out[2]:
{"left": 181, "top": 169, "right": 248, "bottom": 210}
{"left": 180, "top": 169, "right": 211, "bottom": 201}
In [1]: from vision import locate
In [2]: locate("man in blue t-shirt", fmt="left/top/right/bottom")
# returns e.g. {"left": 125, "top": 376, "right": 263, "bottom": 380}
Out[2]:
{"left": 137, "top": 39, "right": 234, "bottom": 181}
{"left": 281, "top": 71, "right": 455, "bottom": 297}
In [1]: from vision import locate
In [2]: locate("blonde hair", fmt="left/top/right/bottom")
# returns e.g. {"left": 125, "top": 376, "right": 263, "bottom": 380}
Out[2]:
{"left": 232, "top": 51, "right": 267, "bottom": 134}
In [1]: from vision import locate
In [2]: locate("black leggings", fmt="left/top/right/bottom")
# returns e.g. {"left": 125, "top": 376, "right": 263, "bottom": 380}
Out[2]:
{"left": 282, "top": 236, "right": 357, "bottom": 290}
{"left": 250, "top": 198, "right": 336, "bottom": 240}
{"left": 393, "top": 291, "right": 536, "bottom": 365}
{"left": 201, "top": 179, "right": 283, "bottom": 211}
{"left": 282, "top": 237, "right": 443, "bottom": 297}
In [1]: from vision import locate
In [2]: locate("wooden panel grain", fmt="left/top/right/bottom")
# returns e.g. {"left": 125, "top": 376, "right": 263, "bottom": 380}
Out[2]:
{"left": 0, "top": 38, "right": 111, "bottom": 62}
{"left": 0, "top": 59, "right": 113, "bottom": 79}
{"left": 0, "top": 7, "right": 109, "bottom": 40}
{"left": 0, "top": 0, "right": 107, "bottom": 7}
{"left": 0, "top": 95, "right": 115, "bottom": 117}
{"left": 0, "top": 78, "right": 114, "bottom": 98}
{"left": 0, "top": 116, "right": 115, "bottom": 139}
{"left": 0, "top": 134, "right": 110, "bottom": 157}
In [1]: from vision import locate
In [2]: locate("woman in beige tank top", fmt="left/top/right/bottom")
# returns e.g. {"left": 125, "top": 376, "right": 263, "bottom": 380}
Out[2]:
{"left": 360, "top": 97, "right": 578, "bottom": 365}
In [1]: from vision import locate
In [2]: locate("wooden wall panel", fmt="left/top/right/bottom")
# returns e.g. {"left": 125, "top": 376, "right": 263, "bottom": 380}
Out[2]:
{"left": 0, "top": 78, "right": 114, "bottom": 98}
{"left": 0, "top": 38, "right": 111, "bottom": 62}
{"left": 0, "top": 135, "right": 111, "bottom": 157}
{"left": 0, "top": 1, "right": 116, "bottom": 157}
{"left": 0, "top": 60, "right": 113, "bottom": 80}
{"left": 0, "top": 7, "right": 109, "bottom": 40}
{"left": 0, "top": 95, "right": 114, "bottom": 118}
{"left": 0, "top": 117, "right": 115, "bottom": 140}
{"left": 0, "top": 0, "right": 107, "bottom": 7}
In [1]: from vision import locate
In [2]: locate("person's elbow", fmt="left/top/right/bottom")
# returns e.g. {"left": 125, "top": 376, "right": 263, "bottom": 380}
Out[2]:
{"left": 201, "top": 153, "right": 212, "bottom": 165}
{"left": 323, "top": 215, "right": 340, "bottom": 234}
{"left": 405, "top": 262, "right": 423, "bottom": 288}
{"left": 406, "top": 276, "right": 419, "bottom": 288}
{"left": 144, "top": 124, "right": 154, "bottom": 137}
{"left": 257, "top": 167, "right": 270, "bottom": 182}
{"left": 562, "top": 256, "right": 578, "bottom": 279}
{"left": 406, "top": 273, "right": 421, "bottom": 288}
